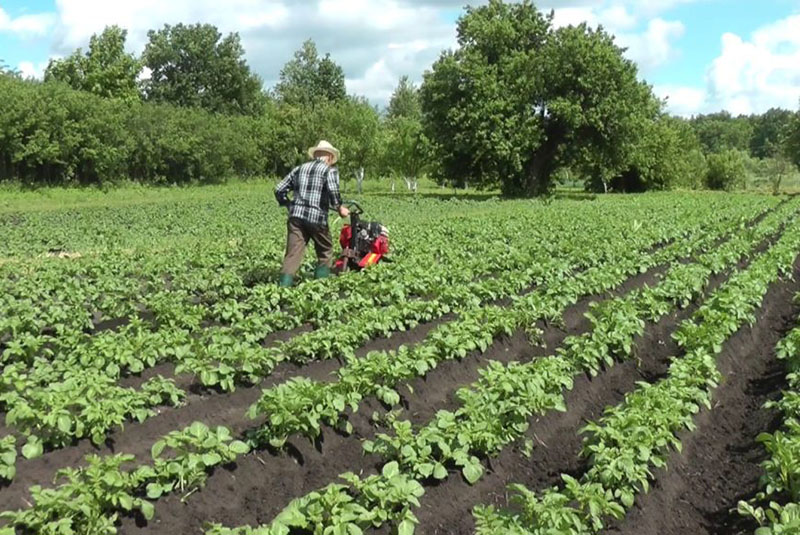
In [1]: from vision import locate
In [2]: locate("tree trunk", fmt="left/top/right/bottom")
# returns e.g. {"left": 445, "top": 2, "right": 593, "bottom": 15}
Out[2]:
{"left": 391, "top": 178, "right": 396, "bottom": 193}
{"left": 356, "top": 167, "right": 364, "bottom": 195}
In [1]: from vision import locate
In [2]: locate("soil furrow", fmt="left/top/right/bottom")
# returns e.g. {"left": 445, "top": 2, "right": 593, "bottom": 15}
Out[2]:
{"left": 605, "top": 259, "right": 800, "bottom": 535}
{"left": 409, "top": 218, "right": 789, "bottom": 535}
{"left": 113, "top": 239, "right": 713, "bottom": 535}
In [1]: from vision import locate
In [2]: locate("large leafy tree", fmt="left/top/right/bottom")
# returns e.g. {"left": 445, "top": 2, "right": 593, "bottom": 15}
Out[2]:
{"left": 44, "top": 26, "right": 141, "bottom": 101}
{"left": 420, "top": 0, "right": 658, "bottom": 196}
{"left": 142, "top": 23, "right": 264, "bottom": 115}
{"left": 275, "top": 40, "right": 346, "bottom": 108}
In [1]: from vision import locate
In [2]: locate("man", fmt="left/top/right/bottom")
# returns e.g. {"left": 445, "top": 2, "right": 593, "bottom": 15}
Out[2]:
{"left": 274, "top": 140, "right": 350, "bottom": 287}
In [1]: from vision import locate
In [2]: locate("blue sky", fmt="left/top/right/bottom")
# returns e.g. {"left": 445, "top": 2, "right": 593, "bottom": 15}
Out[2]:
{"left": 1, "top": 0, "right": 799, "bottom": 116}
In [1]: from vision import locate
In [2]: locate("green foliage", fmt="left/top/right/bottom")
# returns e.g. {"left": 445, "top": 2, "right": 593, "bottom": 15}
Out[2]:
{"left": 138, "top": 422, "right": 249, "bottom": 499}
{"left": 0, "top": 75, "right": 270, "bottom": 184}
{"left": 591, "top": 115, "right": 706, "bottom": 192}
{"left": 689, "top": 111, "right": 754, "bottom": 154}
{"left": 142, "top": 23, "right": 264, "bottom": 115}
{"left": 420, "top": 0, "right": 659, "bottom": 196}
{"left": 0, "top": 454, "right": 154, "bottom": 535}
{"left": 387, "top": 76, "right": 421, "bottom": 120}
{"left": 275, "top": 39, "right": 346, "bottom": 108}
{"left": 706, "top": 149, "right": 748, "bottom": 191}
{"left": 785, "top": 111, "right": 800, "bottom": 172}
{"left": 0, "top": 436, "right": 16, "bottom": 481}
{"left": 45, "top": 25, "right": 141, "bottom": 102}
{"left": 750, "top": 108, "right": 795, "bottom": 159}
{"left": 205, "top": 467, "right": 424, "bottom": 535}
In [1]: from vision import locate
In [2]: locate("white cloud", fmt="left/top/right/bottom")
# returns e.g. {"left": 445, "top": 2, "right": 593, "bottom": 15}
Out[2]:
{"left": 0, "top": 7, "right": 55, "bottom": 37}
{"left": 618, "top": 18, "right": 685, "bottom": 71}
{"left": 9, "top": 0, "right": 798, "bottom": 116}
{"left": 660, "top": 14, "right": 800, "bottom": 116}
{"left": 17, "top": 60, "right": 49, "bottom": 79}
{"left": 654, "top": 84, "right": 706, "bottom": 116}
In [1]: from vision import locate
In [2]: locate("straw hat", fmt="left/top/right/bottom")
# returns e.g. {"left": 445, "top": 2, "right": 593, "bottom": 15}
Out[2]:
{"left": 308, "top": 140, "right": 340, "bottom": 164}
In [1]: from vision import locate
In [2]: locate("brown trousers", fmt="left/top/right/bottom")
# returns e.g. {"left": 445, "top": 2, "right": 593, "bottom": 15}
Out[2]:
{"left": 280, "top": 217, "right": 334, "bottom": 276}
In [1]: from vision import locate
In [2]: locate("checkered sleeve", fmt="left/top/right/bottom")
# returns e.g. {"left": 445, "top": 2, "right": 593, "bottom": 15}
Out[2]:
{"left": 275, "top": 168, "right": 296, "bottom": 206}
{"left": 326, "top": 167, "right": 342, "bottom": 210}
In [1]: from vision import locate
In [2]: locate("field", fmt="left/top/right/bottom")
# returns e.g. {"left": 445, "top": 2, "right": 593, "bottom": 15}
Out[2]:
{"left": 3, "top": 184, "right": 800, "bottom": 535}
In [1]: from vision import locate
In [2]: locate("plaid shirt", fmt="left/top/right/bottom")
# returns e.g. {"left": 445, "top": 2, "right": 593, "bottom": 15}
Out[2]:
{"left": 275, "top": 158, "right": 342, "bottom": 227}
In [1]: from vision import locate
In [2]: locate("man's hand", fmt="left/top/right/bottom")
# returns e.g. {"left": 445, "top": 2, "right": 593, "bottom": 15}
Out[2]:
{"left": 338, "top": 205, "right": 350, "bottom": 218}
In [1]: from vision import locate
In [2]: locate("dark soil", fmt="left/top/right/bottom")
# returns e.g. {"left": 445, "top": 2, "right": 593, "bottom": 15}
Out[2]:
{"left": 110, "top": 241, "right": 688, "bottom": 534}
{"left": 409, "top": 220, "right": 792, "bottom": 535}
{"left": 0, "top": 316, "right": 448, "bottom": 512}
{"left": 606, "top": 259, "right": 800, "bottom": 535}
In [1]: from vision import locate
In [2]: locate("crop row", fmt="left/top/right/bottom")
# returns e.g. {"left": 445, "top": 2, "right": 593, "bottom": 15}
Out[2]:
{"left": 737, "top": 297, "right": 800, "bottom": 534}
{"left": 0, "top": 198, "right": 761, "bottom": 466}
{"left": 472, "top": 207, "right": 800, "bottom": 534}
{"left": 207, "top": 198, "right": 800, "bottom": 534}
{"left": 362, "top": 194, "right": 797, "bottom": 486}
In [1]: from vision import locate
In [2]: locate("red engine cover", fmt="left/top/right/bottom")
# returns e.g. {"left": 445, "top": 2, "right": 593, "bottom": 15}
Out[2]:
{"left": 339, "top": 225, "right": 353, "bottom": 249}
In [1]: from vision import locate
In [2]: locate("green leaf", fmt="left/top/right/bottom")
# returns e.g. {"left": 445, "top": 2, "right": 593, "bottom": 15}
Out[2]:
{"left": 151, "top": 440, "right": 166, "bottom": 459}
{"left": 433, "top": 463, "right": 448, "bottom": 480}
{"left": 21, "top": 436, "right": 43, "bottom": 460}
{"left": 382, "top": 461, "right": 400, "bottom": 479}
{"left": 229, "top": 440, "right": 250, "bottom": 455}
{"left": 147, "top": 483, "right": 165, "bottom": 499}
{"left": 57, "top": 414, "right": 72, "bottom": 434}
{"left": 119, "top": 494, "right": 133, "bottom": 511}
{"left": 398, "top": 519, "right": 416, "bottom": 535}
{"left": 140, "top": 500, "right": 155, "bottom": 521}
{"left": 462, "top": 462, "right": 483, "bottom": 485}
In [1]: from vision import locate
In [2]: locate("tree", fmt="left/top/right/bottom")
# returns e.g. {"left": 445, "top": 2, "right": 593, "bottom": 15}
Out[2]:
{"left": 706, "top": 149, "right": 747, "bottom": 191}
{"left": 320, "top": 97, "right": 382, "bottom": 193}
{"left": 688, "top": 112, "right": 754, "bottom": 154}
{"left": 383, "top": 116, "right": 430, "bottom": 192}
{"left": 387, "top": 76, "right": 421, "bottom": 120}
{"left": 420, "top": 0, "right": 658, "bottom": 196}
{"left": 750, "top": 108, "right": 794, "bottom": 159}
{"left": 44, "top": 26, "right": 141, "bottom": 101}
{"left": 786, "top": 111, "right": 800, "bottom": 172}
{"left": 591, "top": 115, "right": 706, "bottom": 192}
{"left": 275, "top": 40, "right": 346, "bottom": 107}
{"left": 142, "top": 23, "right": 264, "bottom": 115}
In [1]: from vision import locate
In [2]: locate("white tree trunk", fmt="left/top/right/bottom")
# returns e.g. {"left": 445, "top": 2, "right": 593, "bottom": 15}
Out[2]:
{"left": 403, "top": 177, "right": 418, "bottom": 192}
{"left": 355, "top": 167, "right": 365, "bottom": 195}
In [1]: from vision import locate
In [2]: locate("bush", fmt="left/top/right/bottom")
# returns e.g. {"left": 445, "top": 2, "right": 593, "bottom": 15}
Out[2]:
{"left": 705, "top": 149, "right": 747, "bottom": 191}
{"left": 0, "top": 75, "right": 271, "bottom": 185}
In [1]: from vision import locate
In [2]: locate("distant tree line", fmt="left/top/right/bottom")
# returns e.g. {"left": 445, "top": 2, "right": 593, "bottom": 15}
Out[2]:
{"left": 1, "top": 1, "right": 799, "bottom": 195}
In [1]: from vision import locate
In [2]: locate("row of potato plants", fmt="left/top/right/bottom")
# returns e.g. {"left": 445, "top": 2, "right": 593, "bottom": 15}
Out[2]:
{"left": 472, "top": 212, "right": 800, "bottom": 534}
{"left": 362, "top": 198, "right": 798, "bottom": 487}
{"left": 0, "top": 421, "right": 249, "bottom": 535}
{"left": 737, "top": 297, "right": 800, "bottom": 534}
{"left": 0, "top": 198, "right": 780, "bottom": 527}
{"left": 204, "top": 200, "right": 800, "bottom": 535}
{"left": 244, "top": 199, "right": 794, "bottom": 450}
{"left": 0, "top": 198, "right": 752, "bottom": 470}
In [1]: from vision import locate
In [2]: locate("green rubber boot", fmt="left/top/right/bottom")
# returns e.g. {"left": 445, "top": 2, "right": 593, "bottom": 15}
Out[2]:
{"left": 314, "top": 265, "right": 331, "bottom": 280}
{"left": 278, "top": 273, "right": 294, "bottom": 288}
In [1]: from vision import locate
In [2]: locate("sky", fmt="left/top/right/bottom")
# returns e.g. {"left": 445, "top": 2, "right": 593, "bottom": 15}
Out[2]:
{"left": 1, "top": 0, "right": 799, "bottom": 117}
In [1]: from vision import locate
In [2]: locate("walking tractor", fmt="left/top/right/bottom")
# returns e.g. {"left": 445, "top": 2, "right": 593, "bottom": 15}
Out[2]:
{"left": 334, "top": 201, "right": 390, "bottom": 273}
